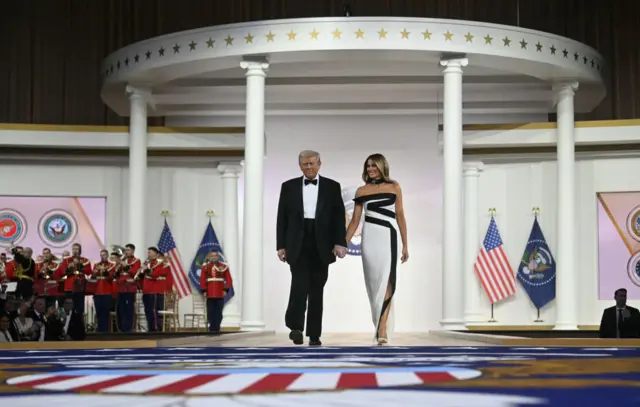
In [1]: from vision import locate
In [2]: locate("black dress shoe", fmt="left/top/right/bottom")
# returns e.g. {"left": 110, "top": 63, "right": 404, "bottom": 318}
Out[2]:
{"left": 309, "top": 337, "right": 322, "bottom": 346}
{"left": 289, "top": 330, "right": 303, "bottom": 345}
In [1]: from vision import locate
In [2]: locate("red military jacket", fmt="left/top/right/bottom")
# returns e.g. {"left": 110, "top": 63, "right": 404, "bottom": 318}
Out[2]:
{"left": 114, "top": 257, "right": 141, "bottom": 294}
{"left": 3, "top": 259, "right": 16, "bottom": 281}
{"left": 56, "top": 256, "right": 92, "bottom": 292}
{"left": 200, "top": 261, "right": 233, "bottom": 299}
{"left": 92, "top": 260, "right": 116, "bottom": 295}
{"left": 35, "top": 260, "right": 60, "bottom": 281}
{"left": 140, "top": 259, "right": 170, "bottom": 294}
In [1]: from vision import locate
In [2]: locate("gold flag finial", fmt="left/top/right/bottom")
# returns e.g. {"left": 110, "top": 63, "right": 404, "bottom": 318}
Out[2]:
{"left": 488, "top": 208, "right": 497, "bottom": 217}
{"left": 206, "top": 210, "right": 215, "bottom": 219}
{"left": 161, "top": 210, "right": 169, "bottom": 218}
{"left": 532, "top": 206, "right": 540, "bottom": 216}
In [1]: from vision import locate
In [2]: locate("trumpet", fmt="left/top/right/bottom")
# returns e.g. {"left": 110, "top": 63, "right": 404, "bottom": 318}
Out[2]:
{"left": 134, "top": 258, "right": 151, "bottom": 280}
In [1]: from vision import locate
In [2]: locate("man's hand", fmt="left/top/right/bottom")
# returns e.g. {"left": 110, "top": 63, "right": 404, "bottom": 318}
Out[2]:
{"left": 277, "top": 249, "right": 287, "bottom": 262}
{"left": 333, "top": 245, "right": 347, "bottom": 259}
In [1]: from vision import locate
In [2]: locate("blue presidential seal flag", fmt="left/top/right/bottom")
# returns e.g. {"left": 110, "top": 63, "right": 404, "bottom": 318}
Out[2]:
{"left": 38, "top": 209, "right": 77, "bottom": 248}
{"left": 189, "top": 221, "right": 235, "bottom": 303}
{"left": 0, "top": 209, "right": 27, "bottom": 247}
{"left": 343, "top": 186, "right": 363, "bottom": 256}
{"left": 517, "top": 217, "right": 556, "bottom": 310}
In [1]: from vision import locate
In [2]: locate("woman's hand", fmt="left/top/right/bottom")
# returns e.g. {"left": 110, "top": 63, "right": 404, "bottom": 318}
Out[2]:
{"left": 401, "top": 247, "right": 409, "bottom": 263}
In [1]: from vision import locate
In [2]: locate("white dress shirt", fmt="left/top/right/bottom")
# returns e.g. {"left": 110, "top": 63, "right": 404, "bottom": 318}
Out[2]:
{"left": 302, "top": 176, "right": 319, "bottom": 219}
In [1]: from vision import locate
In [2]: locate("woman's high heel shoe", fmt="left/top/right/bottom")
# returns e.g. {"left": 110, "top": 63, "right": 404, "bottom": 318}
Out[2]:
{"left": 377, "top": 337, "right": 388, "bottom": 345}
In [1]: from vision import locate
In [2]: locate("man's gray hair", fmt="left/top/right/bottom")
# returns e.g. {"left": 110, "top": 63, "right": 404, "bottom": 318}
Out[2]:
{"left": 298, "top": 150, "right": 321, "bottom": 163}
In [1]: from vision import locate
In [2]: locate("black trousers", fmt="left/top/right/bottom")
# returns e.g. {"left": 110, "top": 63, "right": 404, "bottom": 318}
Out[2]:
{"left": 206, "top": 297, "right": 224, "bottom": 332}
{"left": 285, "top": 219, "right": 329, "bottom": 339}
{"left": 16, "top": 279, "right": 33, "bottom": 301}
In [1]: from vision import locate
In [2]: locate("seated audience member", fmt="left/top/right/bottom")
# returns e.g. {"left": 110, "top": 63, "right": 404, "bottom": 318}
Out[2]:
{"left": 1, "top": 296, "right": 18, "bottom": 320}
{"left": 13, "top": 300, "right": 36, "bottom": 341}
{"left": 60, "top": 297, "right": 85, "bottom": 341}
{"left": 599, "top": 288, "right": 640, "bottom": 338}
{"left": 29, "top": 297, "right": 63, "bottom": 341}
{"left": 0, "top": 314, "right": 17, "bottom": 342}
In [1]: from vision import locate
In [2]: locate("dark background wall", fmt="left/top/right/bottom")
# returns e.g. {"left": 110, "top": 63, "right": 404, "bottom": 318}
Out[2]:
{"left": 0, "top": 0, "right": 637, "bottom": 125}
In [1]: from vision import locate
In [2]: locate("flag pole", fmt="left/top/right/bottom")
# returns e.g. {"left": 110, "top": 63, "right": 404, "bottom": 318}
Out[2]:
{"left": 488, "top": 207, "right": 498, "bottom": 323}
{"left": 531, "top": 206, "right": 544, "bottom": 322}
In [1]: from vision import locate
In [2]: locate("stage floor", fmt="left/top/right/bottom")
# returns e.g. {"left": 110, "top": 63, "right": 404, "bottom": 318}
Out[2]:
{"left": 0, "top": 334, "right": 638, "bottom": 406}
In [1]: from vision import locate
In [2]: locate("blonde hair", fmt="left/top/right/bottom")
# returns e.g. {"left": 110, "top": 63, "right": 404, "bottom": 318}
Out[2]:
{"left": 298, "top": 150, "right": 321, "bottom": 164}
{"left": 362, "top": 153, "right": 393, "bottom": 183}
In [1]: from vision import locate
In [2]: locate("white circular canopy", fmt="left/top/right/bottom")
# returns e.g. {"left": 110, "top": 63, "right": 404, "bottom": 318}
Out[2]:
{"left": 100, "top": 17, "right": 606, "bottom": 117}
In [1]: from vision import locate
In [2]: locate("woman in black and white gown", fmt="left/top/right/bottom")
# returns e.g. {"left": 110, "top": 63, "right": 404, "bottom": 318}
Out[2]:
{"left": 346, "top": 154, "right": 409, "bottom": 345}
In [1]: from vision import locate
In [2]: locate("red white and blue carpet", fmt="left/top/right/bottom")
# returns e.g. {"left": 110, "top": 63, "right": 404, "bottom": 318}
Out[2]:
{"left": 0, "top": 346, "right": 638, "bottom": 406}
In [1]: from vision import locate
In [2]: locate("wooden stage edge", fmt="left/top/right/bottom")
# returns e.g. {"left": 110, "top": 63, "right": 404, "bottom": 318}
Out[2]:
{"left": 0, "top": 331, "right": 274, "bottom": 350}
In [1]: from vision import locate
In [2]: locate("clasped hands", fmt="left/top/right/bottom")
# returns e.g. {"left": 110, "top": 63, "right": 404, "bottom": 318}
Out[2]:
{"left": 277, "top": 245, "right": 347, "bottom": 262}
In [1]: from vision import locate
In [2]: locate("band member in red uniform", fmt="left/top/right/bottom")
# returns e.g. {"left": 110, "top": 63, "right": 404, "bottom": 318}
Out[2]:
{"left": 115, "top": 244, "right": 140, "bottom": 333}
{"left": 156, "top": 253, "right": 173, "bottom": 330}
{"left": 8, "top": 245, "right": 36, "bottom": 300}
{"left": 136, "top": 247, "right": 167, "bottom": 332}
{"left": 93, "top": 249, "right": 115, "bottom": 333}
{"left": 35, "top": 248, "right": 60, "bottom": 308}
{"left": 57, "top": 243, "right": 92, "bottom": 314}
{"left": 200, "top": 250, "right": 233, "bottom": 334}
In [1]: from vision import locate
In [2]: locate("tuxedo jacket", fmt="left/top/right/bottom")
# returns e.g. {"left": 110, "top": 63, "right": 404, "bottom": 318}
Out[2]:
{"left": 64, "top": 311, "right": 86, "bottom": 341}
{"left": 277, "top": 176, "right": 347, "bottom": 266}
{"left": 28, "top": 310, "right": 63, "bottom": 341}
{"left": 599, "top": 305, "right": 640, "bottom": 338}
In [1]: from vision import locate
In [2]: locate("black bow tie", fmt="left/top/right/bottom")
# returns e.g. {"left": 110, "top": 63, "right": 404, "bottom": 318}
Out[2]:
{"left": 304, "top": 179, "right": 317, "bottom": 186}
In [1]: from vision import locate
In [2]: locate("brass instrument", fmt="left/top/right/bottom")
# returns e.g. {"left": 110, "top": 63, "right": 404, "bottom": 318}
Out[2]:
{"left": 134, "top": 258, "right": 151, "bottom": 280}
{"left": 110, "top": 244, "right": 126, "bottom": 257}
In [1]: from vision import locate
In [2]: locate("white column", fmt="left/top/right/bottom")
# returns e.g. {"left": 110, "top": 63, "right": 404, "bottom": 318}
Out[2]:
{"left": 125, "top": 85, "right": 149, "bottom": 251}
{"left": 463, "top": 161, "right": 484, "bottom": 324}
{"left": 239, "top": 57, "right": 269, "bottom": 331}
{"left": 439, "top": 57, "right": 468, "bottom": 330}
{"left": 553, "top": 81, "right": 579, "bottom": 330}
{"left": 218, "top": 163, "right": 243, "bottom": 328}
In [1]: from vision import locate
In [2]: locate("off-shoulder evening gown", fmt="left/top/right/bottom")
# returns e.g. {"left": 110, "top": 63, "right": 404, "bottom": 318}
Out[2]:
{"left": 353, "top": 193, "right": 399, "bottom": 343}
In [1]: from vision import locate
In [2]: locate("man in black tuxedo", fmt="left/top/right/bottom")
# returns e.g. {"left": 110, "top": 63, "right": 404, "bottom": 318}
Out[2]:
{"left": 277, "top": 150, "right": 347, "bottom": 346}
{"left": 599, "top": 288, "right": 640, "bottom": 338}
{"left": 59, "top": 297, "right": 86, "bottom": 341}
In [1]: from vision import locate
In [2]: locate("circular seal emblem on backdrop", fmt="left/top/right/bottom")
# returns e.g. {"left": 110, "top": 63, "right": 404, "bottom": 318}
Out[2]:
{"left": 0, "top": 209, "right": 27, "bottom": 247}
{"left": 626, "top": 252, "right": 640, "bottom": 287}
{"left": 625, "top": 205, "right": 640, "bottom": 242}
{"left": 38, "top": 209, "right": 77, "bottom": 248}
{"left": 342, "top": 186, "right": 363, "bottom": 256}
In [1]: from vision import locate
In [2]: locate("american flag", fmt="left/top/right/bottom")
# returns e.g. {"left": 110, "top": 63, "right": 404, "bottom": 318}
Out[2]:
{"left": 473, "top": 217, "right": 515, "bottom": 304}
{"left": 158, "top": 220, "right": 192, "bottom": 299}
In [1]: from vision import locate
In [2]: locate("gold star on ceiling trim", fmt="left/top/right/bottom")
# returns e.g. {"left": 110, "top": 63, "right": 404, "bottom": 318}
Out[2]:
{"left": 206, "top": 38, "right": 215, "bottom": 48}
{"left": 310, "top": 29, "right": 319, "bottom": 39}
{"left": 265, "top": 31, "right": 275, "bottom": 42}
{"left": 287, "top": 30, "right": 297, "bottom": 40}
{"left": 484, "top": 34, "right": 493, "bottom": 44}
{"left": 400, "top": 29, "right": 410, "bottom": 39}
{"left": 332, "top": 29, "right": 342, "bottom": 39}
{"left": 224, "top": 36, "right": 234, "bottom": 46}
{"left": 464, "top": 32, "right": 473, "bottom": 43}
{"left": 502, "top": 37, "right": 511, "bottom": 47}
{"left": 378, "top": 28, "right": 388, "bottom": 39}
{"left": 519, "top": 39, "right": 527, "bottom": 49}
{"left": 244, "top": 33, "right": 254, "bottom": 44}
{"left": 355, "top": 29, "right": 365, "bottom": 39}
{"left": 422, "top": 29, "right": 432, "bottom": 40}
{"left": 443, "top": 31, "right": 454, "bottom": 41}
